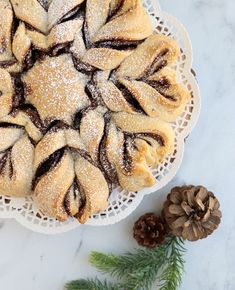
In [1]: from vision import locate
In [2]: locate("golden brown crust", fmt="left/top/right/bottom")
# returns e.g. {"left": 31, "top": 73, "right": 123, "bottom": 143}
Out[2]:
{"left": 0, "top": 109, "right": 43, "bottom": 197}
{"left": 80, "top": 108, "right": 105, "bottom": 162}
{"left": 94, "top": 0, "right": 152, "bottom": 43}
{"left": 116, "top": 34, "right": 180, "bottom": 79}
{"left": 0, "top": 135, "right": 35, "bottom": 197}
{"left": 48, "top": 0, "right": 85, "bottom": 31}
{"left": 34, "top": 126, "right": 109, "bottom": 223}
{"left": 97, "top": 80, "right": 136, "bottom": 113}
{"left": 85, "top": 0, "right": 111, "bottom": 42}
{"left": 118, "top": 68, "right": 190, "bottom": 121}
{"left": 112, "top": 112, "right": 175, "bottom": 159}
{"left": 26, "top": 29, "right": 48, "bottom": 50}
{"left": 0, "top": 0, "right": 14, "bottom": 64}
{"left": 82, "top": 48, "right": 132, "bottom": 70}
{"left": 104, "top": 122, "right": 155, "bottom": 191}
{"left": 75, "top": 154, "right": 109, "bottom": 223}
{"left": 0, "top": 111, "right": 43, "bottom": 142}
{"left": 0, "top": 68, "right": 13, "bottom": 118}
{"left": 12, "top": 22, "right": 32, "bottom": 65}
{"left": 34, "top": 150, "right": 75, "bottom": 220}
{"left": 10, "top": 0, "right": 48, "bottom": 34}
{"left": 48, "top": 19, "right": 83, "bottom": 49}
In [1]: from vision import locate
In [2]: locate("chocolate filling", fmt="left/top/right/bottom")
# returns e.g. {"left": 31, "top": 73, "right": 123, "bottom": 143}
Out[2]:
{"left": 73, "top": 57, "right": 97, "bottom": 74}
{"left": 0, "top": 59, "right": 17, "bottom": 68}
{"left": 0, "top": 150, "right": 10, "bottom": 175}
{"left": 151, "top": 59, "right": 168, "bottom": 75}
{"left": 145, "top": 78, "right": 177, "bottom": 101}
{"left": 82, "top": 18, "right": 91, "bottom": 48}
{"left": 37, "top": 0, "right": 49, "bottom": 11}
{"left": 73, "top": 111, "right": 83, "bottom": 130}
{"left": 85, "top": 81, "right": 105, "bottom": 107}
{"left": 133, "top": 133, "right": 165, "bottom": 147}
{"left": 23, "top": 47, "right": 34, "bottom": 69}
{"left": 50, "top": 43, "right": 71, "bottom": 57}
{"left": 138, "top": 49, "right": 169, "bottom": 80}
{"left": 24, "top": 48, "right": 48, "bottom": 65}
{"left": 145, "top": 77, "right": 170, "bottom": 90}
{"left": 11, "top": 104, "right": 44, "bottom": 131}
{"left": 0, "top": 122, "right": 23, "bottom": 129}
{"left": 95, "top": 39, "right": 143, "bottom": 51}
{"left": 33, "top": 147, "right": 66, "bottom": 189}
{"left": 69, "top": 147, "right": 111, "bottom": 193}
{"left": 70, "top": 147, "right": 97, "bottom": 168}
{"left": 28, "top": 137, "right": 37, "bottom": 147}
{"left": 115, "top": 82, "right": 145, "bottom": 114}
{"left": 0, "top": 37, "right": 7, "bottom": 53}
{"left": 8, "top": 152, "right": 13, "bottom": 179}
{"left": 108, "top": 0, "right": 125, "bottom": 19}
{"left": 0, "top": 148, "right": 13, "bottom": 178}
{"left": 63, "top": 179, "right": 86, "bottom": 216}
{"left": 121, "top": 135, "right": 134, "bottom": 174}
{"left": 59, "top": 5, "right": 82, "bottom": 24}
{"left": 99, "top": 117, "right": 119, "bottom": 184}
{"left": 11, "top": 74, "right": 25, "bottom": 109}
{"left": 45, "top": 120, "right": 70, "bottom": 134}
{"left": 12, "top": 18, "right": 20, "bottom": 40}
{"left": 0, "top": 90, "right": 2, "bottom": 97}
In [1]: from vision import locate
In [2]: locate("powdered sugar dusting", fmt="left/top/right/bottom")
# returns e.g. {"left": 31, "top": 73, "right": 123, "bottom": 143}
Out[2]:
{"left": 0, "top": 0, "right": 188, "bottom": 225}
{"left": 48, "top": 0, "right": 85, "bottom": 30}
{"left": 23, "top": 54, "right": 89, "bottom": 124}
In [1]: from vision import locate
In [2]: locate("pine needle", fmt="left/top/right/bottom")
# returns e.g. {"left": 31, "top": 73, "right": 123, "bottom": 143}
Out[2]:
{"left": 90, "top": 236, "right": 186, "bottom": 290}
{"left": 64, "top": 278, "right": 120, "bottom": 290}
{"left": 65, "top": 236, "right": 186, "bottom": 290}
{"left": 158, "top": 237, "right": 186, "bottom": 290}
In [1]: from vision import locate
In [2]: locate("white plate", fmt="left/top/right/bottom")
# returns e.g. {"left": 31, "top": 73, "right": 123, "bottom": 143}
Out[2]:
{"left": 0, "top": 0, "right": 200, "bottom": 234}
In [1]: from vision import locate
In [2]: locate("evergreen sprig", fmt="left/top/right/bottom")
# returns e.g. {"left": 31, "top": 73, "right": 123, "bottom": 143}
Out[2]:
{"left": 64, "top": 236, "right": 186, "bottom": 290}
{"left": 158, "top": 236, "right": 186, "bottom": 290}
{"left": 64, "top": 278, "right": 119, "bottom": 290}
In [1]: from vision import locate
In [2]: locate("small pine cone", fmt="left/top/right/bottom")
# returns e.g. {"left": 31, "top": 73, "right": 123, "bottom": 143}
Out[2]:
{"left": 163, "top": 186, "right": 222, "bottom": 241}
{"left": 133, "top": 213, "right": 166, "bottom": 248}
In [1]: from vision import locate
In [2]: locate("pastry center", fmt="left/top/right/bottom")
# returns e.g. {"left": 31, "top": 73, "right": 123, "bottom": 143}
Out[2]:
{"left": 22, "top": 54, "right": 90, "bottom": 125}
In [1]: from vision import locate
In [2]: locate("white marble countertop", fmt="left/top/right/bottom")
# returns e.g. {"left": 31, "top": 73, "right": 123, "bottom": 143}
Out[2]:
{"left": 1, "top": 0, "right": 235, "bottom": 289}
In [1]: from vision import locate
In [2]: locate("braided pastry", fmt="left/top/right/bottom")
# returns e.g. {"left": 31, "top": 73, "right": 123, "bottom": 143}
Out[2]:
{"left": 0, "top": 0, "right": 190, "bottom": 223}
{"left": 33, "top": 122, "right": 109, "bottom": 223}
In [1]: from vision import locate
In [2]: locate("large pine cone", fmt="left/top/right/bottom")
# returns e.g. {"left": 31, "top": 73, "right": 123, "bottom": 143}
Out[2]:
{"left": 163, "top": 186, "right": 222, "bottom": 241}
{"left": 133, "top": 213, "right": 166, "bottom": 248}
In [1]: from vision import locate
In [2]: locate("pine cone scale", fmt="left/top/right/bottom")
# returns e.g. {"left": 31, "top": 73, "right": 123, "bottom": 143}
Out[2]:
{"left": 184, "top": 187, "right": 194, "bottom": 204}
{"left": 195, "top": 198, "right": 205, "bottom": 211}
{"left": 169, "top": 188, "right": 183, "bottom": 203}
{"left": 169, "top": 204, "right": 185, "bottom": 215}
{"left": 181, "top": 201, "right": 193, "bottom": 215}
{"left": 172, "top": 216, "right": 188, "bottom": 229}
{"left": 195, "top": 186, "right": 208, "bottom": 201}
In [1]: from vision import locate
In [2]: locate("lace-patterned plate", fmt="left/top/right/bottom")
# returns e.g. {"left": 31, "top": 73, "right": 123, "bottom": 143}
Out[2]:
{"left": 0, "top": 0, "right": 200, "bottom": 234}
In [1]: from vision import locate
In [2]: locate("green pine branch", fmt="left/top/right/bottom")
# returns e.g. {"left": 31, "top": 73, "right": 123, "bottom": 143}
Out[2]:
{"left": 90, "top": 236, "right": 186, "bottom": 290}
{"left": 64, "top": 278, "right": 120, "bottom": 290}
{"left": 158, "top": 236, "right": 186, "bottom": 290}
{"left": 64, "top": 236, "right": 186, "bottom": 290}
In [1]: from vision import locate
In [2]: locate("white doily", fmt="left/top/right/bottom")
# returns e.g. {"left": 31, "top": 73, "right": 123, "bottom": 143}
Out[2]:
{"left": 0, "top": 0, "right": 200, "bottom": 234}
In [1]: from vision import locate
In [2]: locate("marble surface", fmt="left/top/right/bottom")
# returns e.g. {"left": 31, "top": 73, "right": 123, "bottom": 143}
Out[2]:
{"left": 1, "top": 0, "right": 235, "bottom": 289}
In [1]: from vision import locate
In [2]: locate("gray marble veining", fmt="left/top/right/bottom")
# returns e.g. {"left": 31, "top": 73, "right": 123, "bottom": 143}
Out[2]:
{"left": 0, "top": 0, "right": 235, "bottom": 289}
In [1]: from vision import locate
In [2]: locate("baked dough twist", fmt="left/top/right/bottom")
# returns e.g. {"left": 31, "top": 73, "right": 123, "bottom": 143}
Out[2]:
{"left": 0, "top": 0, "right": 190, "bottom": 223}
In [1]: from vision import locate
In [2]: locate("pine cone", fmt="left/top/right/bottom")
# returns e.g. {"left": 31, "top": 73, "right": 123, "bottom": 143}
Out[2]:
{"left": 133, "top": 213, "right": 166, "bottom": 248}
{"left": 163, "top": 186, "right": 222, "bottom": 241}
